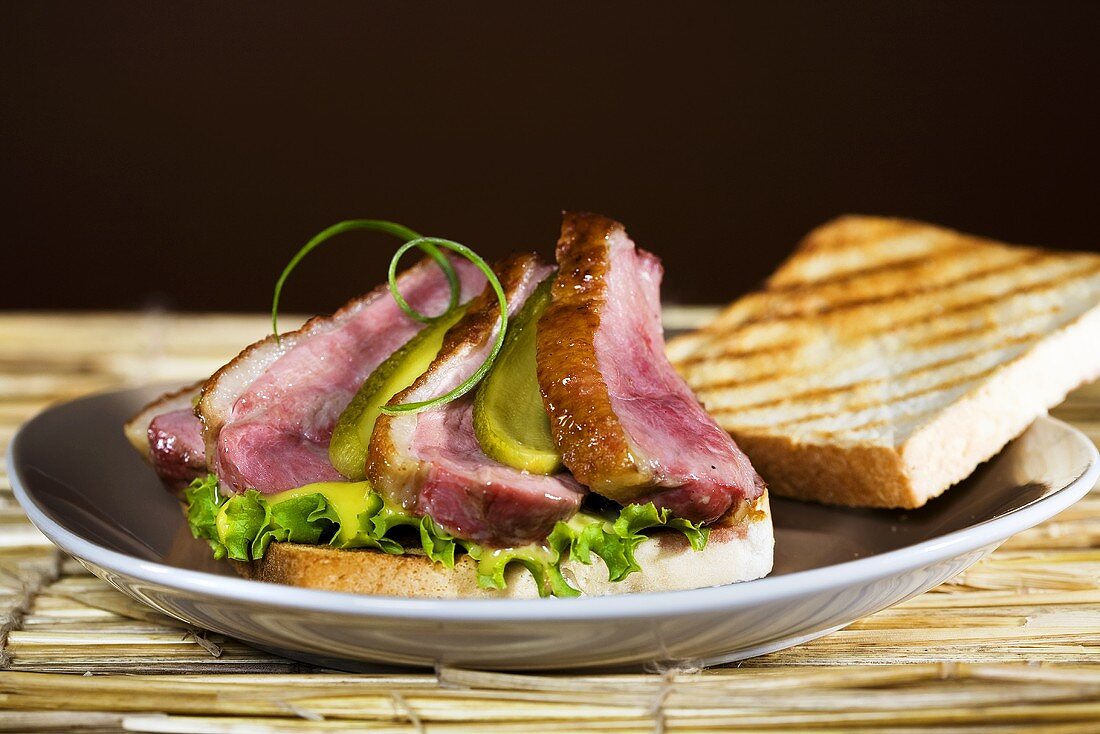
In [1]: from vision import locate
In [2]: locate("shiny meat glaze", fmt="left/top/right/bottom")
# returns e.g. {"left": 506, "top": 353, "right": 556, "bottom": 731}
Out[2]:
{"left": 198, "top": 256, "right": 486, "bottom": 493}
{"left": 124, "top": 382, "right": 206, "bottom": 490}
{"left": 148, "top": 409, "right": 207, "bottom": 486}
{"left": 536, "top": 212, "right": 764, "bottom": 524}
{"left": 368, "top": 254, "right": 585, "bottom": 547}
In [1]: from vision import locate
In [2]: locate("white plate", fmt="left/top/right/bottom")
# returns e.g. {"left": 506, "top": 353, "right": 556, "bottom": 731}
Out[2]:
{"left": 10, "top": 386, "right": 1098, "bottom": 671}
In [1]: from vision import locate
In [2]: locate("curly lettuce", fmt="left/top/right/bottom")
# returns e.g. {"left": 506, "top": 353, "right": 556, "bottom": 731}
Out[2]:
{"left": 183, "top": 474, "right": 708, "bottom": 597}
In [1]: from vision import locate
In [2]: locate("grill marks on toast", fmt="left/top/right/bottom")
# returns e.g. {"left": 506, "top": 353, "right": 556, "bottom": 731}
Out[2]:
{"left": 735, "top": 249, "right": 1049, "bottom": 328}
{"left": 707, "top": 331, "right": 1045, "bottom": 414}
{"left": 679, "top": 256, "right": 1100, "bottom": 369}
{"left": 677, "top": 258, "right": 1098, "bottom": 388}
{"left": 708, "top": 337, "right": 1035, "bottom": 433}
{"left": 910, "top": 260, "right": 1100, "bottom": 323}
{"left": 670, "top": 217, "right": 1100, "bottom": 448}
{"left": 675, "top": 249, "right": 1085, "bottom": 370}
{"left": 765, "top": 249, "right": 954, "bottom": 295}
{"left": 673, "top": 339, "right": 802, "bottom": 368}
{"left": 693, "top": 308, "right": 1060, "bottom": 394}
{"left": 724, "top": 354, "right": 1017, "bottom": 431}
{"left": 906, "top": 304, "right": 1062, "bottom": 350}
{"left": 768, "top": 220, "right": 954, "bottom": 284}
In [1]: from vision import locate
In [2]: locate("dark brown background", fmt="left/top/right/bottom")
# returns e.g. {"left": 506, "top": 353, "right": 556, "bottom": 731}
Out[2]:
{"left": 3, "top": 2, "right": 1098, "bottom": 313}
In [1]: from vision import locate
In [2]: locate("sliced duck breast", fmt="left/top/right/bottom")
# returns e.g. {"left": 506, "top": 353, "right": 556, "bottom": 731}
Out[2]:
{"left": 536, "top": 212, "right": 764, "bottom": 524}
{"left": 199, "top": 256, "right": 485, "bottom": 493}
{"left": 369, "top": 253, "right": 586, "bottom": 547}
{"left": 124, "top": 382, "right": 206, "bottom": 489}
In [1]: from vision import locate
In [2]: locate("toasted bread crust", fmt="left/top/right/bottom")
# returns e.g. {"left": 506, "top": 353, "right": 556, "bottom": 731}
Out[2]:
{"left": 670, "top": 215, "right": 1100, "bottom": 509}
{"left": 729, "top": 432, "right": 918, "bottom": 508}
{"left": 234, "top": 493, "right": 773, "bottom": 598}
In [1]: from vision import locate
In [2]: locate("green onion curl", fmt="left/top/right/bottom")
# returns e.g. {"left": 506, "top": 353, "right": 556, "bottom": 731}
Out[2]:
{"left": 271, "top": 220, "right": 460, "bottom": 344}
{"left": 379, "top": 237, "right": 507, "bottom": 415}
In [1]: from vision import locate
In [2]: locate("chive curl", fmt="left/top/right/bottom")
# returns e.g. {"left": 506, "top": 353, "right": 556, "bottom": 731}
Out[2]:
{"left": 271, "top": 220, "right": 460, "bottom": 344}
{"left": 380, "top": 237, "right": 507, "bottom": 415}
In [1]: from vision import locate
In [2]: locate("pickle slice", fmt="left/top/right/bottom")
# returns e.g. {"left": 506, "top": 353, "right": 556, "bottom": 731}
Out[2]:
{"left": 473, "top": 276, "right": 563, "bottom": 474}
{"left": 329, "top": 307, "right": 466, "bottom": 479}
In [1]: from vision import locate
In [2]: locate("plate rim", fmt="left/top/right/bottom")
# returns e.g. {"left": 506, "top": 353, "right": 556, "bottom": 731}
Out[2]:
{"left": 9, "top": 388, "right": 1099, "bottom": 623}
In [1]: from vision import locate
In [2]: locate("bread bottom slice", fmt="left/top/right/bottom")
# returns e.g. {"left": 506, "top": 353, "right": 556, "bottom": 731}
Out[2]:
{"left": 233, "top": 493, "right": 773, "bottom": 598}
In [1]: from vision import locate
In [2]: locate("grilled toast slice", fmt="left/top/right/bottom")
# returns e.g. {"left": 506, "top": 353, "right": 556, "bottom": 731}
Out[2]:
{"left": 668, "top": 216, "right": 1100, "bottom": 509}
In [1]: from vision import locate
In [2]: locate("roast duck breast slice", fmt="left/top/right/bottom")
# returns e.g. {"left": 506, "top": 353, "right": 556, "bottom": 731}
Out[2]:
{"left": 197, "top": 256, "right": 486, "bottom": 493}
{"left": 535, "top": 212, "right": 765, "bottom": 524}
{"left": 124, "top": 382, "right": 206, "bottom": 490}
{"left": 369, "top": 253, "right": 586, "bottom": 547}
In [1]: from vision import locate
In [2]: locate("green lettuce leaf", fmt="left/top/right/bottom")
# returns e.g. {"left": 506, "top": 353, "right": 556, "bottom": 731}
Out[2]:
{"left": 549, "top": 502, "right": 712, "bottom": 588}
{"left": 253, "top": 492, "right": 340, "bottom": 558}
{"left": 615, "top": 503, "right": 710, "bottom": 552}
{"left": 181, "top": 475, "right": 711, "bottom": 597}
{"left": 220, "top": 490, "right": 269, "bottom": 561}
{"left": 420, "top": 516, "right": 458, "bottom": 568}
{"left": 467, "top": 543, "right": 579, "bottom": 598}
{"left": 365, "top": 498, "right": 419, "bottom": 555}
{"left": 183, "top": 474, "right": 226, "bottom": 559}
{"left": 669, "top": 518, "right": 710, "bottom": 552}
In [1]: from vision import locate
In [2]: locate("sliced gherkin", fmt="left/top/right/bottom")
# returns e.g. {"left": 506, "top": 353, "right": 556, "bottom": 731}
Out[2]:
{"left": 473, "top": 276, "right": 563, "bottom": 474}
{"left": 329, "top": 307, "right": 466, "bottom": 479}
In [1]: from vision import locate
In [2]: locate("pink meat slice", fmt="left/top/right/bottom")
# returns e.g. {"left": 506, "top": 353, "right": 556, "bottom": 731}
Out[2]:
{"left": 149, "top": 409, "right": 207, "bottom": 485}
{"left": 124, "top": 382, "right": 207, "bottom": 490}
{"left": 198, "top": 256, "right": 485, "bottom": 493}
{"left": 602, "top": 239, "right": 765, "bottom": 519}
{"left": 412, "top": 401, "right": 585, "bottom": 547}
{"left": 368, "top": 254, "right": 585, "bottom": 547}
{"left": 537, "top": 213, "right": 764, "bottom": 524}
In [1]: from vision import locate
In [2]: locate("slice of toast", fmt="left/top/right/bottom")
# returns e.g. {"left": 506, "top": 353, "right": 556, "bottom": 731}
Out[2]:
{"left": 668, "top": 216, "right": 1100, "bottom": 509}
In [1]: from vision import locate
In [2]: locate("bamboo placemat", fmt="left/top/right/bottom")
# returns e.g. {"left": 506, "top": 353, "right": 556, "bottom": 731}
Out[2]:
{"left": 1, "top": 312, "right": 1099, "bottom": 733}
